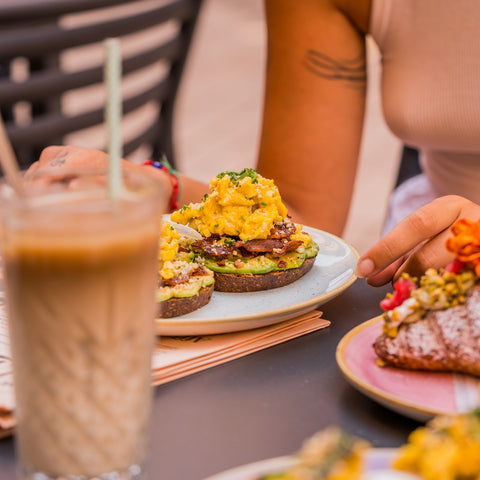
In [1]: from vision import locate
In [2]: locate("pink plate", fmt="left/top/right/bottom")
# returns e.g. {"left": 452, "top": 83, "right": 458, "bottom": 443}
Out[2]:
{"left": 336, "top": 317, "right": 480, "bottom": 422}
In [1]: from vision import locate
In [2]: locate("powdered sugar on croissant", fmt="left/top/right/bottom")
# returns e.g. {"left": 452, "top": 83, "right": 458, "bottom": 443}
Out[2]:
{"left": 374, "top": 285, "right": 480, "bottom": 376}
{"left": 374, "top": 218, "right": 480, "bottom": 377}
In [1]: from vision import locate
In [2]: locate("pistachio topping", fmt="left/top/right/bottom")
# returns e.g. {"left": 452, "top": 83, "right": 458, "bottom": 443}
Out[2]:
{"left": 381, "top": 266, "right": 476, "bottom": 337}
{"left": 380, "top": 217, "right": 480, "bottom": 337}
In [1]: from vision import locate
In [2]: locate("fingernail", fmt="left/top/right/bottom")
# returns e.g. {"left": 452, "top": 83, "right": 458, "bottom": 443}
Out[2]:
{"left": 356, "top": 257, "right": 375, "bottom": 278}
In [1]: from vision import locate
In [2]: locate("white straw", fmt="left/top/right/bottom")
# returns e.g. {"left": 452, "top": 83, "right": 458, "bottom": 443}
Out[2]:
{"left": 104, "top": 38, "right": 123, "bottom": 200}
{"left": 0, "top": 112, "right": 24, "bottom": 196}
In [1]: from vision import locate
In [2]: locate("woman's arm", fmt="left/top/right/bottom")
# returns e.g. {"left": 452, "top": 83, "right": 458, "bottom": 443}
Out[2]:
{"left": 31, "top": 0, "right": 371, "bottom": 225}
{"left": 257, "top": 0, "right": 370, "bottom": 234}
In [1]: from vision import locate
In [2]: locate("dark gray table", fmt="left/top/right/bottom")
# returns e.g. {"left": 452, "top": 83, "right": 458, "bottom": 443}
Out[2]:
{"left": 0, "top": 279, "right": 421, "bottom": 480}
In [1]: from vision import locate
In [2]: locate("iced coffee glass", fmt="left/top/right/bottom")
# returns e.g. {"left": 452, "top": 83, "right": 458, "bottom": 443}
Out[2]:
{"left": 0, "top": 166, "right": 166, "bottom": 480}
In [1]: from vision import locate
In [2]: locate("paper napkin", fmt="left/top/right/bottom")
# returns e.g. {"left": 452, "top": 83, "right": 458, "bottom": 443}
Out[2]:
{"left": 152, "top": 311, "right": 328, "bottom": 385}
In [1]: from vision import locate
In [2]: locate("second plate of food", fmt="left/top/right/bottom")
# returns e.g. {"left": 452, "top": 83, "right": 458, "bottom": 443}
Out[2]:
{"left": 336, "top": 317, "right": 480, "bottom": 422}
{"left": 202, "top": 448, "right": 419, "bottom": 480}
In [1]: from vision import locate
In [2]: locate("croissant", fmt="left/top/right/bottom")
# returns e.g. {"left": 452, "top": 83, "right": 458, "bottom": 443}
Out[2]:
{"left": 374, "top": 285, "right": 480, "bottom": 377}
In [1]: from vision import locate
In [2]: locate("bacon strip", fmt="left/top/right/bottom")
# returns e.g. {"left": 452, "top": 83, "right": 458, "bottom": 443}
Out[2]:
{"left": 162, "top": 273, "right": 190, "bottom": 287}
{"left": 269, "top": 221, "right": 296, "bottom": 239}
{"left": 191, "top": 238, "right": 235, "bottom": 258}
{"left": 191, "top": 236, "right": 304, "bottom": 258}
{"left": 161, "top": 264, "right": 210, "bottom": 287}
{"left": 241, "top": 239, "right": 303, "bottom": 255}
{"left": 240, "top": 239, "right": 284, "bottom": 252}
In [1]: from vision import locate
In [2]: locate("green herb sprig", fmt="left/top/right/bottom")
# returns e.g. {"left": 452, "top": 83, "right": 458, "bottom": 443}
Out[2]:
{"left": 216, "top": 168, "right": 259, "bottom": 186}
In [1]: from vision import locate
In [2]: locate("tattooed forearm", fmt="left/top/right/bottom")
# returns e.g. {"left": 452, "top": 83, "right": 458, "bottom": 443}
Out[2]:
{"left": 303, "top": 50, "right": 366, "bottom": 88}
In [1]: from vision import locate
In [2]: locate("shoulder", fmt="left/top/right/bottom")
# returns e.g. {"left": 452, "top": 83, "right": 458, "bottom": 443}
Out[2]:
{"left": 264, "top": 0, "right": 371, "bottom": 37}
{"left": 330, "top": 0, "right": 372, "bottom": 34}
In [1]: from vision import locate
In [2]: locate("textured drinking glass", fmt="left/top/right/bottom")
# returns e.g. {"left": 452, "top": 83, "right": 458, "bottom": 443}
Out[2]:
{"left": 0, "top": 167, "right": 166, "bottom": 480}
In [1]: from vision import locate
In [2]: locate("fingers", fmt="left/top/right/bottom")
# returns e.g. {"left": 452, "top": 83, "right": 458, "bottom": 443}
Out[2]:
{"left": 37, "top": 145, "right": 84, "bottom": 168}
{"left": 31, "top": 145, "right": 173, "bottom": 199}
{"left": 357, "top": 195, "right": 479, "bottom": 283}
{"left": 364, "top": 257, "right": 406, "bottom": 286}
{"left": 37, "top": 145, "right": 68, "bottom": 163}
{"left": 33, "top": 146, "right": 109, "bottom": 171}
{"left": 364, "top": 234, "right": 454, "bottom": 286}
{"left": 392, "top": 233, "right": 455, "bottom": 279}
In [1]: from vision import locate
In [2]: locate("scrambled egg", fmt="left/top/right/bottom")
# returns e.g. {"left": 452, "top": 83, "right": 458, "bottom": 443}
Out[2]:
{"left": 159, "top": 222, "right": 180, "bottom": 263}
{"left": 170, "top": 168, "right": 288, "bottom": 241}
{"left": 393, "top": 409, "right": 480, "bottom": 480}
{"left": 159, "top": 222, "right": 181, "bottom": 280}
{"left": 291, "top": 224, "right": 312, "bottom": 249}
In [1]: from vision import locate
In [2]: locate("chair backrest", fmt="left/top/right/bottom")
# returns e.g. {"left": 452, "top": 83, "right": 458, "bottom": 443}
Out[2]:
{"left": 0, "top": 0, "right": 204, "bottom": 169}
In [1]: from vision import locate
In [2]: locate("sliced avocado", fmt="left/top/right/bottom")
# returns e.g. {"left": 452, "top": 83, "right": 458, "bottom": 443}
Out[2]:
{"left": 203, "top": 248, "right": 316, "bottom": 274}
{"left": 203, "top": 255, "right": 277, "bottom": 274}
{"left": 305, "top": 239, "right": 319, "bottom": 259}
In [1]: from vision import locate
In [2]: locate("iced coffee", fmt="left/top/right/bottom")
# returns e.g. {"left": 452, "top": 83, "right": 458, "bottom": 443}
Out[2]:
{"left": 0, "top": 169, "right": 165, "bottom": 480}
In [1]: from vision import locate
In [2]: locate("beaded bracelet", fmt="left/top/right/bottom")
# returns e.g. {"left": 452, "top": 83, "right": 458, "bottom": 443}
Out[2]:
{"left": 142, "top": 156, "right": 182, "bottom": 212}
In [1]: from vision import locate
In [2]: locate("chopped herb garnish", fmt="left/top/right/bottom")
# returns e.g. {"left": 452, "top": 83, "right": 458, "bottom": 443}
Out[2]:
{"left": 216, "top": 168, "right": 259, "bottom": 185}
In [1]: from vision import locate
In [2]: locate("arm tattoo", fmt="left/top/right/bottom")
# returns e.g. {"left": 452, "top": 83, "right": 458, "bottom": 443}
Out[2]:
{"left": 303, "top": 50, "right": 366, "bottom": 88}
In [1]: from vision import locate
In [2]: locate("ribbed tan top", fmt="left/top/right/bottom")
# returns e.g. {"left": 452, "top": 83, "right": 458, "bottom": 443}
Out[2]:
{"left": 370, "top": 0, "right": 480, "bottom": 202}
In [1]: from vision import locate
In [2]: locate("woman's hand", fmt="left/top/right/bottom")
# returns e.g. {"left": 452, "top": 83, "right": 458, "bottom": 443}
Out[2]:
{"left": 28, "top": 145, "right": 173, "bottom": 195}
{"left": 30, "top": 145, "right": 113, "bottom": 172}
{"left": 356, "top": 195, "right": 480, "bottom": 286}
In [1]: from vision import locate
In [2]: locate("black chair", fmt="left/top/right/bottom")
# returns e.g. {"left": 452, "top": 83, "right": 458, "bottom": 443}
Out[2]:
{"left": 0, "top": 0, "right": 204, "bottom": 170}
{"left": 394, "top": 145, "right": 421, "bottom": 188}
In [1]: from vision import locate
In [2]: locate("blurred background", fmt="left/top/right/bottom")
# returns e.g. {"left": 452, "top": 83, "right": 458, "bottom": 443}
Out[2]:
{"left": 174, "top": 0, "right": 401, "bottom": 254}
{"left": 2, "top": 0, "right": 401, "bottom": 255}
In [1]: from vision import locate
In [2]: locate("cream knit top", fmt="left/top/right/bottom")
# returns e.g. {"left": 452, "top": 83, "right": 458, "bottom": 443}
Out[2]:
{"left": 370, "top": 0, "right": 480, "bottom": 203}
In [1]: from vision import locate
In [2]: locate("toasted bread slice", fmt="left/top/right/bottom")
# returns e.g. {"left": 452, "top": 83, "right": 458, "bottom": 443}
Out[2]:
{"left": 213, "top": 256, "right": 316, "bottom": 292}
{"left": 158, "top": 283, "right": 214, "bottom": 318}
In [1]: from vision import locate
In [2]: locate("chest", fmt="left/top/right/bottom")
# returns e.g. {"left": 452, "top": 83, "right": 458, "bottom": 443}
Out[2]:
{"left": 371, "top": 0, "right": 480, "bottom": 151}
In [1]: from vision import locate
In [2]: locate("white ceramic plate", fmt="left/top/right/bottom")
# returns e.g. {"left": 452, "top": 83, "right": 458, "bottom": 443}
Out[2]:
{"left": 336, "top": 317, "right": 480, "bottom": 422}
{"left": 156, "top": 225, "right": 358, "bottom": 336}
{"left": 202, "top": 448, "right": 420, "bottom": 480}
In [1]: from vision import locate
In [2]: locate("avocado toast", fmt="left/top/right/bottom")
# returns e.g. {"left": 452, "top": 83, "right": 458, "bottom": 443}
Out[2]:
{"left": 171, "top": 168, "right": 319, "bottom": 292}
{"left": 158, "top": 222, "right": 214, "bottom": 317}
